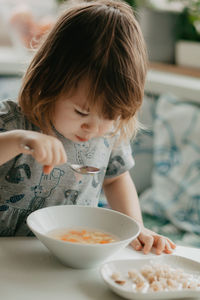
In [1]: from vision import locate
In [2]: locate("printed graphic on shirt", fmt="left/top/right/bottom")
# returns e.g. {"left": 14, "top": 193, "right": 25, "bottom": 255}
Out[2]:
{"left": 92, "top": 168, "right": 106, "bottom": 188}
{"left": 0, "top": 101, "right": 22, "bottom": 129}
{"left": 5, "top": 154, "right": 31, "bottom": 183}
{"left": 103, "top": 137, "right": 110, "bottom": 148}
{"left": 0, "top": 194, "right": 25, "bottom": 212}
{"left": 29, "top": 168, "right": 65, "bottom": 211}
{"left": 106, "top": 155, "right": 125, "bottom": 176}
{"left": 74, "top": 141, "right": 96, "bottom": 164}
{"left": 64, "top": 189, "right": 79, "bottom": 205}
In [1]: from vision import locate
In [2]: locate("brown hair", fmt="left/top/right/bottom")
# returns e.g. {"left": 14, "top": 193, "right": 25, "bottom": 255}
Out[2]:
{"left": 18, "top": 0, "right": 148, "bottom": 140}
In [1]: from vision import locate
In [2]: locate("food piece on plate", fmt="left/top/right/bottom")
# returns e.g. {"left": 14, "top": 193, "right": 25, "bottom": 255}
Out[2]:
{"left": 111, "top": 261, "right": 200, "bottom": 293}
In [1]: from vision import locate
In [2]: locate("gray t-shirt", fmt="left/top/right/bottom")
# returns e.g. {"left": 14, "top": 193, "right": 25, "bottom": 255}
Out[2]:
{"left": 0, "top": 100, "right": 134, "bottom": 236}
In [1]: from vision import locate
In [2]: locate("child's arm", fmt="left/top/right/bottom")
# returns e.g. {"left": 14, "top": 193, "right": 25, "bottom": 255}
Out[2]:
{"left": 103, "top": 171, "right": 176, "bottom": 255}
{"left": 0, "top": 130, "right": 67, "bottom": 173}
{"left": 0, "top": 130, "right": 24, "bottom": 165}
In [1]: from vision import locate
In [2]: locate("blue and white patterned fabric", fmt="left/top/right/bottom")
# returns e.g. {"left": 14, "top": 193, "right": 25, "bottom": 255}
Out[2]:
{"left": 140, "top": 93, "right": 200, "bottom": 241}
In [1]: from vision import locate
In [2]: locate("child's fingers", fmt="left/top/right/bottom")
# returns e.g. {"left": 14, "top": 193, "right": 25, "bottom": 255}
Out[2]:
{"left": 154, "top": 235, "right": 176, "bottom": 255}
{"left": 135, "top": 232, "right": 154, "bottom": 254}
{"left": 44, "top": 146, "right": 53, "bottom": 166}
{"left": 164, "top": 240, "right": 175, "bottom": 254}
{"left": 141, "top": 234, "right": 154, "bottom": 254}
{"left": 131, "top": 233, "right": 154, "bottom": 254}
{"left": 131, "top": 238, "right": 143, "bottom": 251}
{"left": 20, "top": 143, "right": 34, "bottom": 154}
{"left": 166, "top": 238, "right": 176, "bottom": 249}
{"left": 60, "top": 147, "right": 67, "bottom": 164}
{"left": 42, "top": 140, "right": 66, "bottom": 167}
{"left": 164, "top": 246, "right": 173, "bottom": 254}
{"left": 22, "top": 143, "right": 47, "bottom": 164}
{"left": 22, "top": 141, "right": 66, "bottom": 168}
{"left": 52, "top": 143, "right": 67, "bottom": 165}
{"left": 130, "top": 227, "right": 176, "bottom": 255}
{"left": 155, "top": 236, "right": 166, "bottom": 255}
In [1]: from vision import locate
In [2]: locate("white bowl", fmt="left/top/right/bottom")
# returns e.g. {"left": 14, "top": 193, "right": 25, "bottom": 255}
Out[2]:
{"left": 27, "top": 205, "right": 140, "bottom": 269}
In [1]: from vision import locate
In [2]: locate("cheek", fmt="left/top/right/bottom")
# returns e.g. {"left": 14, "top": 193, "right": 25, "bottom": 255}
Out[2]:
{"left": 54, "top": 107, "right": 77, "bottom": 127}
{"left": 100, "top": 121, "right": 115, "bottom": 134}
{"left": 57, "top": 116, "right": 78, "bottom": 130}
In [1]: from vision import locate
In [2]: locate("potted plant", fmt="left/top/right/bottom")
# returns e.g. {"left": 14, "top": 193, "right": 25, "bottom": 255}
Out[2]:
{"left": 169, "top": 0, "right": 200, "bottom": 68}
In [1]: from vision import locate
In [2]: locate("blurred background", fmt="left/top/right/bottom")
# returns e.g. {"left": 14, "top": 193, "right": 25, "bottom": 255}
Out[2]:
{"left": 0, "top": 0, "right": 200, "bottom": 248}
{"left": 0, "top": 0, "right": 200, "bottom": 69}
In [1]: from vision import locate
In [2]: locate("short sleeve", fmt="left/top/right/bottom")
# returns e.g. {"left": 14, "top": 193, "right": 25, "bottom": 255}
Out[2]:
{"left": 105, "top": 141, "right": 135, "bottom": 178}
{"left": 0, "top": 100, "right": 20, "bottom": 132}
{"left": 0, "top": 99, "right": 32, "bottom": 132}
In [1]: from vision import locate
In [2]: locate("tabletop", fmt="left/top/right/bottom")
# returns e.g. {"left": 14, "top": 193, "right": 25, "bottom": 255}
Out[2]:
{"left": 0, "top": 237, "right": 200, "bottom": 300}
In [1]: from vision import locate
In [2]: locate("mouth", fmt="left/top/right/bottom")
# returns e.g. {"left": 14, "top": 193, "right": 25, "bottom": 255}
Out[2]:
{"left": 75, "top": 135, "right": 89, "bottom": 142}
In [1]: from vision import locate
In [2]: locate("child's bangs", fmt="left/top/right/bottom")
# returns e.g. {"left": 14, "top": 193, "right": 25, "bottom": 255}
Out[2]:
{"left": 87, "top": 90, "right": 120, "bottom": 121}
{"left": 85, "top": 75, "right": 135, "bottom": 122}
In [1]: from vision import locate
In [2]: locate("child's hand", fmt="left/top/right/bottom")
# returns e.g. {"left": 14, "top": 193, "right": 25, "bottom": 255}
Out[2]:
{"left": 130, "top": 226, "right": 176, "bottom": 255}
{"left": 18, "top": 130, "right": 67, "bottom": 174}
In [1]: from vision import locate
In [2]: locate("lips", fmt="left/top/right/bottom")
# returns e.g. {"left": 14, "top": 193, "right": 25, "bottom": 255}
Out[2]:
{"left": 76, "top": 135, "right": 89, "bottom": 142}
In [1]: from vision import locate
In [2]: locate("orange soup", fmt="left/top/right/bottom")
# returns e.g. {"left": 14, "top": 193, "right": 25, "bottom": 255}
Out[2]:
{"left": 48, "top": 228, "right": 119, "bottom": 244}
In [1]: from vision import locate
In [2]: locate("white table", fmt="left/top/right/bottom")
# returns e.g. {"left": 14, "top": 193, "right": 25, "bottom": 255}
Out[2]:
{"left": 0, "top": 237, "right": 199, "bottom": 300}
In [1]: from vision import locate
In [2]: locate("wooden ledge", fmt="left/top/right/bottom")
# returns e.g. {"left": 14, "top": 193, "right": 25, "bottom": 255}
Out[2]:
{"left": 149, "top": 62, "right": 200, "bottom": 79}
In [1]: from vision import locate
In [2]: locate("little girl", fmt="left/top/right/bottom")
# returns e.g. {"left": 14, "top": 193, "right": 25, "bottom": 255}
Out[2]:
{"left": 0, "top": 0, "right": 175, "bottom": 254}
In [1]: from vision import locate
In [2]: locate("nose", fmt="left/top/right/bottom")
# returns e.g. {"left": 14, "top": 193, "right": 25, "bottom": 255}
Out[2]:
{"left": 81, "top": 119, "right": 99, "bottom": 134}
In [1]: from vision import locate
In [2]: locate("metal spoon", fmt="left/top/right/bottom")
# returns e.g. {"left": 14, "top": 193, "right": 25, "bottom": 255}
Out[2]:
{"left": 22, "top": 145, "right": 100, "bottom": 175}
{"left": 69, "top": 164, "right": 100, "bottom": 175}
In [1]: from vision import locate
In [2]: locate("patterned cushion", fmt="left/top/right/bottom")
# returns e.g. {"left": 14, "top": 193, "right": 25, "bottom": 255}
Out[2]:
{"left": 140, "top": 93, "right": 200, "bottom": 237}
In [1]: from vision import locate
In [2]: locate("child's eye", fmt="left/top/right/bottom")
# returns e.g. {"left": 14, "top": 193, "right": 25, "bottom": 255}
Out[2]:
{"left": 74, "top": 109, "right": 89, "bottom": 117}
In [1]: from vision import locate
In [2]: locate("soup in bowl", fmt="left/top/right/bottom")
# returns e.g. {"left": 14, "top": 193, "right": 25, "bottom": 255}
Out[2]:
{"left": 27, "top": 205, "right": 140, "bottom": 269}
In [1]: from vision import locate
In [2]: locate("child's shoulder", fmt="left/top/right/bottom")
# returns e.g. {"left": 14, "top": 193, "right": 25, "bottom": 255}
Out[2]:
{"left": 0, "top": 99, "right": 24, "bottom": 130}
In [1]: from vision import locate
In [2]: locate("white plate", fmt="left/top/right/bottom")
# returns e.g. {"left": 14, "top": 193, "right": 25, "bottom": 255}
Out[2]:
{"left": 100, "top": 255, "right": 200, "bottom": 299}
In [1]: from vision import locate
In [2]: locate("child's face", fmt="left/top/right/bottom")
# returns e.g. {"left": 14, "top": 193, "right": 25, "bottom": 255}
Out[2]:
{"left": 53, "top": 80, "right": 115, "bottom": 142}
